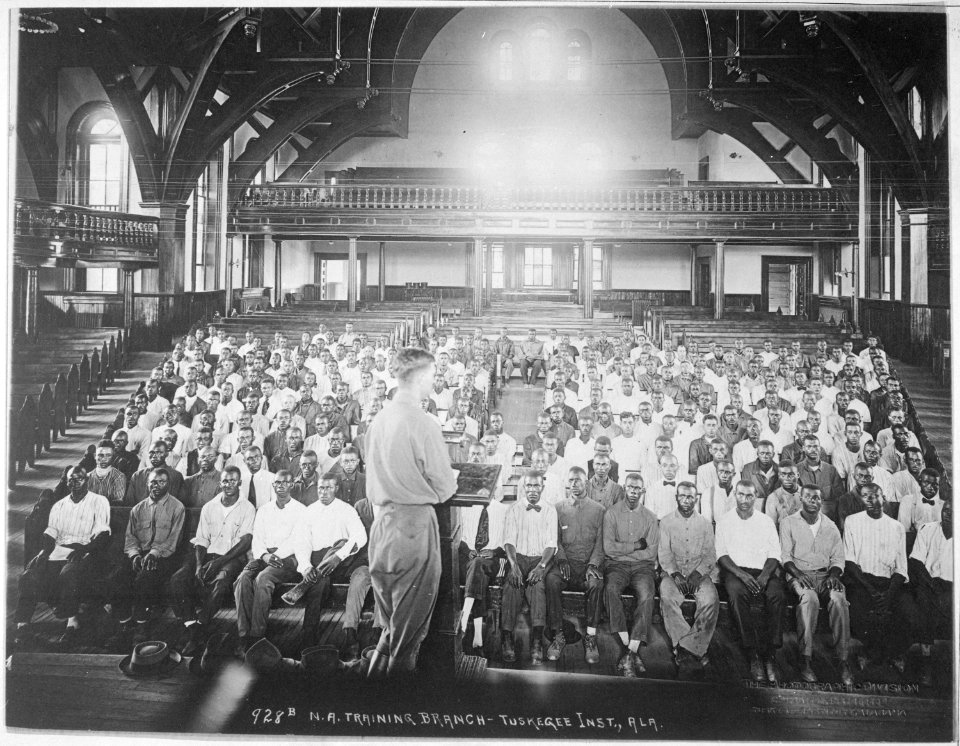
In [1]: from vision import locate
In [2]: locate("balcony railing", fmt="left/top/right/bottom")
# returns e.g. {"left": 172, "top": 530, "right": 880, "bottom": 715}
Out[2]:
{"left": 237, "top": 182, "right": 847, "bottom": 214}
{"left": 15, "top": 199, "right": 159, "bottom": 251}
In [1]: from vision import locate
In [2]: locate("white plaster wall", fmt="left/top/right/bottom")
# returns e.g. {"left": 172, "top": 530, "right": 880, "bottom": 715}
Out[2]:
{"left": 325, "top": 7, "right": 701, "bottom": 179}
{"left": 609, "top": 243, "right": 690, "bottom": 289}
{"left": 696, "top": 130, "right": 779, "bottom": 183}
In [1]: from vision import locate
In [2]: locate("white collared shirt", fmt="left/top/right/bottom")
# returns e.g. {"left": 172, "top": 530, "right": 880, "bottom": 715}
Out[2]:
{"left": 251, "top": 498, "right": 307, "bottom": 559}
{"left": 294, "top": 498, "right": 367, "bottom": 574}
{"left": 45, "top": 491, "right": 111, "bottom": 562}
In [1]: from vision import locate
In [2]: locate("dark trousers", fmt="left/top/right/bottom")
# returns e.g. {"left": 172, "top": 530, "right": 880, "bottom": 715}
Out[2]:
{"left": 846, "top": 573, "right": 917, "bottom": 657}
{"left": 519, "top": 358, "right": 543, "bottom": 384}
{"left": 500, "top": 554, "right": 547, "bottom": 631}
{"left": 234, "top": 556, "right": 299, "bottom": 639}
{"left": 604, "top": 561, "right": 656, "bottom": 642}
{"left": 301, "top": 549, "right": 356, "bottom": 650}
{"left": 16, "top": 554, "right": 107, "bottom": 623}
{"left": 723, "top": 567, "right": 785, "bottom": 653}
{"left": 458, "top": 542, "right": 506, "bottom": 620}
{"left": 545, "top": 560, "right": 603, "bottom": 633}
{"left": 914, "top": 578, "right": 952, "bottom": 644}
{"left": 170, "top": 552, "right": 247, "bottom": 625}
{"left": 113, "top": 555, "right": 179, "bottom": 617}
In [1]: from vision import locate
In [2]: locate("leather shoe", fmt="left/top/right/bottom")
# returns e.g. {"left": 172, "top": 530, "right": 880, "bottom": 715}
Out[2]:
{"left": 546, "top": 631, "right": 566, "bottom": 661}
{"left": 583, "top": 633, "right": 600, "bottom": 664}
{"left": 799, "top": 658, "right": 817, "bottom": 683}
{"left": 530, "top": 637, "right": 544, "bottom": 666}
{"left": 501, "top": 633, "right": 516, "bottom": 663}
{"left": 58, "top": 626, "right": 79, "bottom": 650}
{"left": 764, "top": 656, "right": 779, "bottom": 684}
{"left": 749, "top": 654, "right": 764, "bottom": 682}
{"left": 839, "top": 661, "right": 855, "bottom": 687}
{"left": 617, "top": 651, "right": 637, "bottom": 678}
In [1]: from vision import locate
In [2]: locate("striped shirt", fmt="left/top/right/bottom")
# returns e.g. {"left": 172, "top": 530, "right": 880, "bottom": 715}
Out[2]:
{"left": 45, "top": 492, "right": 111, "bottom": 562}
{"left": 843, "top": 511, "right": 908, "bottom": 579}
{"left": 124, "top": 493, "right": 185, "bottom": 559}
{"left": 503, "top": 499, "right": 558, "bottom": 556}
{"left": 897, "top": 493, "right": 945, "bottom": 533}
{"left": 645, "top": 478, "right": 681, "bottom": 520}
{"left": 87, "top": 467, "right": 128, "bottom": 504}
{"left": 251, "top": 498, "right": 307, "bottom": 559}
{"left": 910, "top": 522, "right": 953, "bottom": 582}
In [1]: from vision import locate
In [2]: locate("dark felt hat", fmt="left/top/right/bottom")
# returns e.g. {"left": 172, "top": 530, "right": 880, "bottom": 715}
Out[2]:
{"left": 119, "top": 640, "right": 182, "bottom": 678}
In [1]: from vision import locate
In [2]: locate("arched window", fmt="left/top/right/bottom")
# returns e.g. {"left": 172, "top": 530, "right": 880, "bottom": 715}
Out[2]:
{"left": 74, "top": 107, "right": 128, "bottom": 211}
{"left": 498, "top": 41, "right": 514, "bottom": 82}
{"left": 565, "top": 31, "right": 591, "bottom": 82}
{"left": 528, "top": 27, "right": 552, "bottom": 81}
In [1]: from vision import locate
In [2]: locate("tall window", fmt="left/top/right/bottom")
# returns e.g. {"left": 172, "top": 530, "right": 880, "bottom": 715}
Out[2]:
{"left": 485, "top": 242, "right": 505, "bottom": 288}
{"left": 524, "top": 246, "right": 552, "bottom": 287}
{"left": 76, "top": 111, "right": 126, "bottom": 211}
{"left": 565, "top": 31, "right": 590, "bottom": 82}
{"left": 528, "top": 28, "right": 552, "bottom": 82}
{"left": 573, "top": 244, "right": 604, "bottom": 290}
{"left": 498, "top": 41, "right": 514, "bottom": 82}
{"left": 908, "top": 87, "right": 923, "bottom": 139}
{"left": 192, "top": 168, "right": 209, "bottom": 291}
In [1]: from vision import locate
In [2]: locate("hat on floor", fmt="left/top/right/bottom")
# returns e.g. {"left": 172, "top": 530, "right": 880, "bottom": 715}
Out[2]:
{"left": 119, "top": 640, "right": 182, "bottom": 678}
{"left": 244, "top": 637, "right": 302, "bottom": 674}
{"left": 301, "top": 645, "right": 340, "bottom": 678}
{"left": 189, "top": 632, "right": 234, "bottom": 677}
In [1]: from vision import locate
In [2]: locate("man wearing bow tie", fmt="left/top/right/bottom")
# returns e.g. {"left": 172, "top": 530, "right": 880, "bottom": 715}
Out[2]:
{"left": 644, "top": 454, "right": 682, "bottom": 519}
{"left": 897, "top": 469, "right": 945, "bottom": 538}
{"left": 603, "top": 473, "right": 659, "bottom": 677}
{"left": 909, "top": 500, "right": 952, "bottom": 687}
{"left": 500, "top": 471, "right": 558, "bottom": 666}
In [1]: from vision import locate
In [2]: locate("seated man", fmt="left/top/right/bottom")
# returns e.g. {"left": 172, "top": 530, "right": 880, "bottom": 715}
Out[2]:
{"left": 603, "top": 473, "right": 660, "bottom": 677}
{"left": 715, "top": 480, "right": 785, "bottom": 683}
{"left": 233, "top": 470, "right": 305, "bottom": 653}
{"left": 14, "top": 467, "right": 111, "bottom": 648}
{"left": 115, "top": 467, "right": 185, "bottom": 636}
{"left": 545, "top": 467, "right": 605, "bottom": 664}
{"left": 658, "top": 481, "right": 718, "bottom": 676}
{"left": 908, "top": 500, "right": 952, "bottom": 687}
{"left": 295, "top": 473, "right": 367, "bottom": 650}
{"left": 500, "top": 471, "right": 558, "bottom": 665}
{"left": 780, "top": 484, "right": 854, "bottom": 686}
{"left": 86, "top": 440, "right": 128, "bottom": 504}
{"left": 457, "top": 464, "right": 509, "bottom": 658}
{"left": 339, "top": 496, "right": 384, "bottom": 660}
{"left": 897, "top": 468, "right": 946, "bottom": 536}
{"left": 170, "top": 466, "right": 255, "bottom": 654}
{"left": 843, "top": 484, "right": 916, "bottom": 671}
{"left": 765, "top": 459, "right": 802, "bottom": 529}
{"left": 327, "top": 445, "right": 366, "bottom": 506}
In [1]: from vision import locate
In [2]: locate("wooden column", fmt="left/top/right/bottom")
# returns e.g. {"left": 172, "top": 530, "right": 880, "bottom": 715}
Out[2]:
{"left": 582, "top": 238, "right": 594, "bottom": 319}
{"left": 348, "top": 237, "right": 358, "bottom": 312}
{"left": 484, "top": 241, "right": 493, "bottom": 308}
{"left": 224, "top": 234, "right": 235, "bottom": 316}
{"left": 378, "top": 241, "right": 387, "bottom": 301}
{"left": 273, "top": 239, "right": 283, "bottom": 306}
{"left": 23, "top": 266, "right": 39, "bottom": 340}
{"left": 851, "top": 240, "right": 861, "bottom": 329}
{"left": 143, "top": 202, "right": 189, "bottom": 295}
{"left": 690, "top": 245, "right": 698, "bottom": 306}
{"left": 713, "top": 240, "right": 725, "bottom": 320}
{"left": 122, "top": 269, "right": 136, "bottom": 330}
{"left": 472, "top": 237, "right": 483, "bottom": 317}
{"left": 419, "top": 503, "right": 463, "bottom": 678}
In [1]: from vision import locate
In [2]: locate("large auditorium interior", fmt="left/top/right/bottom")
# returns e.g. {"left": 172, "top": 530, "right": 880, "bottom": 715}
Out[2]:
{"left": 2, "top": 3, "right": 956, "bottom": 742}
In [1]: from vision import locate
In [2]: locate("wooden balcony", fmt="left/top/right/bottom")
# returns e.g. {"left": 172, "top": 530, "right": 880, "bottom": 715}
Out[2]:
{"left": 232, "top": 182, "right": 857, "bottom": 243}
{"left": 14, "top": 199, "right": 160, "bottom": 268}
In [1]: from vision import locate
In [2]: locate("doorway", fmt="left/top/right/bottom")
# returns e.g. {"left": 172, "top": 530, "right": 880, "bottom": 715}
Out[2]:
{"left": 696, "top": 258, "right": 712, "bottom": 307}
{"left": 314, "top": 253, "right": 366, "bottom": 301}
{"left": 761, "top": 256, "right": 812, "bottom": 317}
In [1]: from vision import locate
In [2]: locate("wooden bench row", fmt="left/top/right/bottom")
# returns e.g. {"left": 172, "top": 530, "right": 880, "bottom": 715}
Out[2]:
{"left": 9, "top": 329, "right": 129, "bottom": 488}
